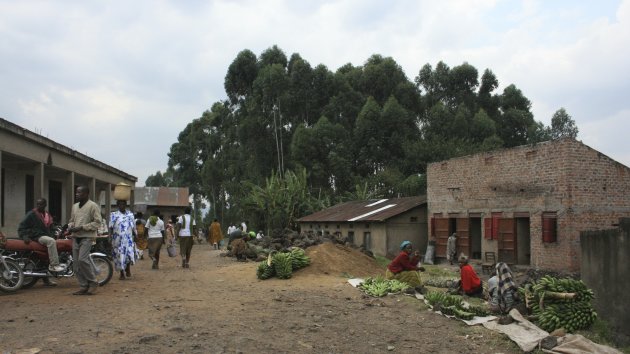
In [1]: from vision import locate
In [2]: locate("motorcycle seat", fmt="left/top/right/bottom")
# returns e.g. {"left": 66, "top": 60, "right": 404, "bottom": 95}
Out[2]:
{"left": 3, "top": 238, "right": 73, "bottom": 253}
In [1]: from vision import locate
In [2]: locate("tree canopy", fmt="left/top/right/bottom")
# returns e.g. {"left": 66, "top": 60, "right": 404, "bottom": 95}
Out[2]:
{"left": 146, "top": 45, "right": 577, "bottom": 230}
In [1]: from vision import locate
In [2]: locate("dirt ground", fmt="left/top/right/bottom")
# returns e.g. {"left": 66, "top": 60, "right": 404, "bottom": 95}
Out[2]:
{"left": 0, "top": 242, "right": 520, "bottom": 354}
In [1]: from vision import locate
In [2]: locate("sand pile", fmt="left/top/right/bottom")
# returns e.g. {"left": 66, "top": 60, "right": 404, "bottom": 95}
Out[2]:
{"left": 299, "top": 242, "right": 385, "bottom": 278}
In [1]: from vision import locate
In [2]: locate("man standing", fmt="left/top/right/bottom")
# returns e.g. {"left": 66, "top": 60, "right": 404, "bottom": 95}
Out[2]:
{"left": 68, "top": 186, "right": 103, "bottom": 295}
{"left": 18, "top": 198, "right": 65, "bottom": 282}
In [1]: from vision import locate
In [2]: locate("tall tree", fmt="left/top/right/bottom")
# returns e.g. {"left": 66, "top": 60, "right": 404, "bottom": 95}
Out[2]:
{"left": 550, "top": 108, "right": 579, "bottom": 139}
{"left": 224, "top": 49, "right": 258, "bottom": 105}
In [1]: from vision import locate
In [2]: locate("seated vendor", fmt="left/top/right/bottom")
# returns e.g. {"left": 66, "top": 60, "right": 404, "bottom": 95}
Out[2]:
{"left": 386, "top": 241, "right": 424, "bottom": 289}
{"left": 487, "top": 262, "right": 519, "bottom": 313}
{"left": 458, "top": 255, "right": 483, "bottom": 297}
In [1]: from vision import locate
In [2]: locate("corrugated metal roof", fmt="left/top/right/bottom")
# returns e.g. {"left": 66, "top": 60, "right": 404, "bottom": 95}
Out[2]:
{"left": 134, "top": 187, "right": 189, "bottom": 207}
{"left": 298, "top": 196, "right": 427, "bottom": 223}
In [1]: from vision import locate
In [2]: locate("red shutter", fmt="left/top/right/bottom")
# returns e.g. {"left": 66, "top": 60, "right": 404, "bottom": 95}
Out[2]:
{"left": 484, "top": 218, "right": 492, "bottom": 239}
{"left": 542, "top": 213, "right": 557, "bottom": 243}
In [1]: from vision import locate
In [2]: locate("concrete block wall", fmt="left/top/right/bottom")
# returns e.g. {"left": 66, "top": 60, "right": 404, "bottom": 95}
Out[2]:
{"left": 427, "top": 138, "right": 630, "bottom": 272}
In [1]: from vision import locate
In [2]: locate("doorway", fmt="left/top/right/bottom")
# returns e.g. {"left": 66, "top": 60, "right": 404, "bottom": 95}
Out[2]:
{"left": 516, "top": 218, "right": 531, "bottom": 265}
{"left": 48, "top": 180, "right": 62, "bottom": 224}
{"left": 470, "top": 218, "right": 482, "bottom": 259}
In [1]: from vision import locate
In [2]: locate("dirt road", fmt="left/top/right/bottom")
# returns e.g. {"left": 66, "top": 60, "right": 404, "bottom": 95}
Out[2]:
{"left": 0, "top": 243, "right": 519, "bottom": 354}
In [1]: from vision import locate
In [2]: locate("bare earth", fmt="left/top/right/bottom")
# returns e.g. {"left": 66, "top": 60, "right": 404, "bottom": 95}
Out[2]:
{"left": 0, "top": 243, "right": 520, "bottom": 354}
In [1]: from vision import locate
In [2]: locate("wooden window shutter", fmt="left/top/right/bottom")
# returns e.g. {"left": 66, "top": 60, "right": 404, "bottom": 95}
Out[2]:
{"left": 484, "top": 218, "right": 492, "bottom": 239}
{"left": 542, "top": 212, "right": 557, "bottom": 243}
{"left": 491, "top": 212, "right": 502, "bottom": 240}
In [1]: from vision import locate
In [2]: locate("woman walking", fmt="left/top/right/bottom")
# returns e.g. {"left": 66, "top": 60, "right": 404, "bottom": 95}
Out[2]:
{"left": 176, "top": 207, "right": 195, "bottom": 268}
{"left": 109, "top": 200, "right": 136, "bottom": 279}
{"left": 146, "top": 209, "right": 165, "bottom": 269}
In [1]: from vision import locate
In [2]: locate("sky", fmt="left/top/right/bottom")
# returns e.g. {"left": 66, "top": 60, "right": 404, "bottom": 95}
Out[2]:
{"left": 1, "top": 0, "right": 629, "bottom": 186}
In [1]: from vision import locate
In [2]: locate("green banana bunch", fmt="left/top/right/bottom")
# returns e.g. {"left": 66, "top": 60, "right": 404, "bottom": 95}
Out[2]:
{"left": 256, "top": 261, "right": 275, "bottom": 280}
{"left": 520, "top": 275, "right": 597, "bottom": 332}
{"left": 289, "top": 247, "right": 311, "bottom": 270}
{"left": 272, "top": 252, "right": 293, "bottom": 279}
{"left": 358, "top": 277, "right": 410, "bottom": 297}
{"left": 424, "top": 277, "right": 459, "bottom": 288}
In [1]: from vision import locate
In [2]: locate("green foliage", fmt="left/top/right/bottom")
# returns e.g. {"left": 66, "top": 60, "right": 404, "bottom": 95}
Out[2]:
{"left": 145, "top": 169, "right": 173, "bottom": 187}
{"left": 163, "top": 46, "right": 578, "bottom": 233}
{"left": 551, "top": 107, "right": 579, "bottom": 139}
{"left": 242, "top": 169, "right": 328, "bottom": 231}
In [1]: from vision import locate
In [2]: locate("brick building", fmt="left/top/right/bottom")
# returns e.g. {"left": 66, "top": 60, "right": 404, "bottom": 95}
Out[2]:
{"left": 298, "top": 196, "right": 427, "bottom": 257}
{"left": 427, "top": 138, "right": 630, "bottom": 272}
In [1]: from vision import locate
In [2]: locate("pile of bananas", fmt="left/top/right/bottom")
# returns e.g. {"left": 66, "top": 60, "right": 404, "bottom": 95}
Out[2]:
{"left": 424, "top": 277, "right": 459, "bottom": 288}
{"left": 256, "top": 248, "right": 311, "bottom": 280}
{"left": 425, "top": 291, "right": 490, "bottom": 319}
{"left": 425, "top": 291, "right": 464, "bottom": 308}
{"left": 289, "top": 247, "right": 311, "bottom": 270}
{"left": 358, "top": 276, "right": 410, "bottom": 297}
{"left": 256, "top": 261, "right": 275, "bottom": 280}
{"left": 519, "top": 275, "right": 597, "bottom": 333}
{"left": 272, "top": 252, "right": 293, "bottom": 279}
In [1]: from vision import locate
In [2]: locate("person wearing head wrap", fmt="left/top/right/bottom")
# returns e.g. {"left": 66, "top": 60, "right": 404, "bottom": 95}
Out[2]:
{"left": 488, "top": 262, "right": 519, "bottom": 313}
{"left": 385, "top": 241, "right": 425, "bottom": 289}
{"left": 457, "top": 254, "right": 483, "bottom": 297}
{"left": 446, "top": 232, "right": 457, "bottom": 265}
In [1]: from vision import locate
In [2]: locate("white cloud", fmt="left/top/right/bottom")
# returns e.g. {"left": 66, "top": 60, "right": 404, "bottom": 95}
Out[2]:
{"left": 1, "top": 0, "right": 629, "bottom": 183}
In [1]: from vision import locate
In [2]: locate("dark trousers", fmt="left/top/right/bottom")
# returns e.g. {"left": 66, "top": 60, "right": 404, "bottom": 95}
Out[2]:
{"left": 147, "top": 238, "right": 163, "bottom": 263}
{"left": 179, "top": 236, "right": 193, "bottom": 261}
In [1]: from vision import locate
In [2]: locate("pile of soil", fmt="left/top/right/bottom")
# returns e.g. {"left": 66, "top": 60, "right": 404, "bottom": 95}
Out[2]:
{"left": 299, "top": 242, "right": 385, "bottom": 278}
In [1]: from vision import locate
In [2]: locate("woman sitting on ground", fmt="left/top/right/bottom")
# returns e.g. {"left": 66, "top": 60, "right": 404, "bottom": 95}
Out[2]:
{"left": 487, "top": 262, "right": 519, "bottom": 313}
{"left": 457, "top": 255, "right": 483, "bottom": 297}
{"left": 386, "top": 241, "right": 425, "bottom": 289}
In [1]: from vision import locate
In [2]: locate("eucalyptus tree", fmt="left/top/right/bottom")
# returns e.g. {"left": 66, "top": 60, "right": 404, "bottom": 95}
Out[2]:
{"left": 290, "top": 116, "right": 353, "bottom": 196}
{"left": 497, "top": 84, "right": 536, "bottom": 147}
{"left": 224, "top": 49, "right": 258, "bottom": 106}
{"left": 550, "top": 108, "right": 578, "bottom": 139}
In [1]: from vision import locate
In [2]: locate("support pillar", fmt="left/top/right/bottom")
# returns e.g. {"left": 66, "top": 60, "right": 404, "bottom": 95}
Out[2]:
{"left": 0, "top": 151, "right": 3, "bottom": 227}
{"left": 105, "top": 183, "right": 112, "bottom": 223}
{"left": 65, "top": 171, "right": 75, "bottom": 223}
{"left": 34, "top": 162, "right": 45, "bottom": 201}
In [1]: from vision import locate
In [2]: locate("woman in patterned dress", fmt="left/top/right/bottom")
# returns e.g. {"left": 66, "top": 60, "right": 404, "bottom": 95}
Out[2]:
{"left": 109, "top": 200, "right": 137, "bottom": 280}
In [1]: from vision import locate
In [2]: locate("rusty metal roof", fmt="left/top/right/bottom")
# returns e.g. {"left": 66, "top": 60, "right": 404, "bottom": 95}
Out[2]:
{"left": 134, "top": 187, "right": 189, "bottom": 207}
{"left": 298, "top": 196, "right": 426, "bottom": 223}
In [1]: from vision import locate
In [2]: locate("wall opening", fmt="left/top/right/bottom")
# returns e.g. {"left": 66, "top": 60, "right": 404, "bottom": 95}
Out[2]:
{"left": 516, "top": 217, "right": 531, "bottom": 265}
{"left": 48, "top": 180, "right": 62, "bottom": 224}
{"left": 25, "top": 174, "right": 34, "bottom": 213}
{"left": 364, "top": 232, "right": 372, "bottom": 251}
{"left": 470, "top": 218, "right": 482, "bottom": 259}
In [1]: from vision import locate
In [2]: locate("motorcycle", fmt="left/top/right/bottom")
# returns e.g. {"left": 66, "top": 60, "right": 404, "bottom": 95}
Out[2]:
{"left": 0, "top": 253, "right": 24, "bottom": 292}
{"left": 0, "top": 228, "right": 113, "bottom": 289}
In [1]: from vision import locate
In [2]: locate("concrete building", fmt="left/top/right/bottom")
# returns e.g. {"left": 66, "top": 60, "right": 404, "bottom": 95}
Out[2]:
{"left": 0, "top": 118, "right": 137, "bottom": 236}
{"left": 427, "top": 138, "right": 630, "bottom": 272}
{"left": 132, "top": 186, "right": 190, "bottom": 221}
{"left": 298, "top": 196, "right": 427, "bottom": 257}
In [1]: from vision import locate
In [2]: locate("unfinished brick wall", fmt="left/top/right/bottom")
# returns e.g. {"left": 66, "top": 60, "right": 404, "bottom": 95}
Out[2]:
{"left": 427, "top": 138, "right": 630, "bottom": 272}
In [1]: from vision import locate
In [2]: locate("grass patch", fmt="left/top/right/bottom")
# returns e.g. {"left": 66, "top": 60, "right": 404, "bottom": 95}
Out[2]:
{"left": 576, "top": 318, "right": 630, "bottom": 353}
{"left": 373, "top": 255, "right": 390, "bottom": 269}
{"left": 422, "top": 264, "right": 459, "bottom": 278}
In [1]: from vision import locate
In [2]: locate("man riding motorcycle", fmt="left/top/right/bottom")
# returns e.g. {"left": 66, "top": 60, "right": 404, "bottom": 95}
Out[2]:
{"left": 18, "top": 198, "right": 66, "bottom": 278}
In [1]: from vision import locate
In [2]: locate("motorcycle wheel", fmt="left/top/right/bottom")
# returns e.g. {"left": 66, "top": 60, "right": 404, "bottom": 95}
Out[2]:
{"left": 17, "top": 258, "right": 39, "bottom": 289}
{"left": 0, "top": 259, "right": 24, "bottom": 292}
{"left": 92, "top": 255, "right": 113, "bottom": 286}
